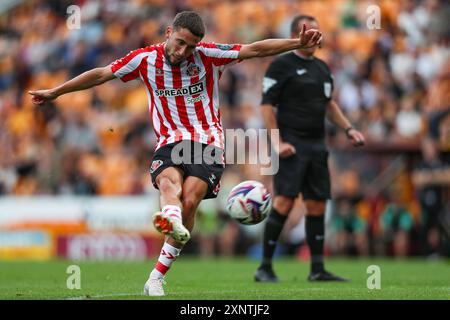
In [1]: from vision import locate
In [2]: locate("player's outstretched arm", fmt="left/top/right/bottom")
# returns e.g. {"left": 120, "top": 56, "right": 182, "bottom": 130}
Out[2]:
{"left": 29, "top": 65, "right": 116, "bottom": 105}
{"left": 238, "top": 24, "right": 322, "bottom": 60}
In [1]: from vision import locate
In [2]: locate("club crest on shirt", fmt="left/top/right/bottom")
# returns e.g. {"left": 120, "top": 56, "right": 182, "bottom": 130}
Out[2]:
{"left": 186, "top": 64, "right": 200, "bottom": 77}
{"left": 156, "top": 68, "right": 164, "bottom": 76}
{"left": 150, "top": 160, "right": 163, "bottom": 173}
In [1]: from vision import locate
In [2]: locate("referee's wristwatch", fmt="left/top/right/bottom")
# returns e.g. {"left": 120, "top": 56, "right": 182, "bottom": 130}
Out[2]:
{"left": 345, "top": 126, "right": 354, "bottom": 138}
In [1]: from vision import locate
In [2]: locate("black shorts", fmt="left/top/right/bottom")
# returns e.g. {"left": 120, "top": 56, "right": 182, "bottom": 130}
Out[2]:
{"left": 274, "top": 136, "right": 331, "bottom": 201}
{"left": 149, "top": 140, "right": 225, "bottom": 199}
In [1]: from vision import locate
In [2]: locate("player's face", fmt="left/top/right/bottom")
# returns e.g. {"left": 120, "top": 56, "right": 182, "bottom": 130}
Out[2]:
{"left": 165, "top": 26, "right": 202, "bottom": 65}
{"left": 293, "top": 19, "right": 320, "bottom": 56}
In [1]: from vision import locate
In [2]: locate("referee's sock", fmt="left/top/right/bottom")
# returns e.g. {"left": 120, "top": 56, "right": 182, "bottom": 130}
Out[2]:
{"left": 306, "top": 215, "right": 325, "bottom": 273}
{"left": 261, "top": 208, "right": 288, "bottom": 269}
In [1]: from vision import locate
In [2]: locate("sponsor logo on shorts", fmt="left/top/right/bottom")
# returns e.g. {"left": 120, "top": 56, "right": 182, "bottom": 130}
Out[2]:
{"left": 150, "top": 160, "right": 163, "bottom": 173}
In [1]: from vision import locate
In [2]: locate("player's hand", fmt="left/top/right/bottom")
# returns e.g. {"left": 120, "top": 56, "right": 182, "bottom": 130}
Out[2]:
{"left": 347, "top": 128, "right": 365, "bottom": 147}
{"left": 276, "top": 141, "right": 297, "bottom": 158}
{"left": 298, "top": 24, "right": 322, "bottom": 49}
{"left": 28, "top": 89, "right": 58, "bottom": 105}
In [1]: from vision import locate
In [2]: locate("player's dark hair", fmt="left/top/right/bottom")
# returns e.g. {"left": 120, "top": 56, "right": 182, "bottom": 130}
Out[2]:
{"left": 290, "top": 15, "right": 317, "bottom": 35}
{"left": 172, "top": 11, "right": 205, "bottom": 38}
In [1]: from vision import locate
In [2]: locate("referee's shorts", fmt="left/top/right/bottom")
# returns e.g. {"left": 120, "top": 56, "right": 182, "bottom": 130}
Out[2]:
{"left": 274, "top": 135, "right": 331, "bottom": 201}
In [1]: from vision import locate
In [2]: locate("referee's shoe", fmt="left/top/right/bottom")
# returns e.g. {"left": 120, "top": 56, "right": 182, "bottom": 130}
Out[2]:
{"left": 254, "top": 267, "right": 279, "bottom": 283}
{"left": 308, "top": 270, "right": 349, "bottom": 282}
{"left": 255, "top": 267, "right": 349, "bottom": 282}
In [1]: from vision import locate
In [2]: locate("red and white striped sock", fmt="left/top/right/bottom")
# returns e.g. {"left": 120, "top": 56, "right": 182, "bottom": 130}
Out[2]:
{"left": 149, "top": 242, "right": 181, "bottom": 279}
{"left": 161, "top": 205, "right": 182, "bottom": 221}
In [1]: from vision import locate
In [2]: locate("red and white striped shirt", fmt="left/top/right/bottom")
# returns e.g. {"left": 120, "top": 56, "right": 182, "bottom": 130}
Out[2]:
{"left": 111, "top": 42, "right": 242, "bottom": 151}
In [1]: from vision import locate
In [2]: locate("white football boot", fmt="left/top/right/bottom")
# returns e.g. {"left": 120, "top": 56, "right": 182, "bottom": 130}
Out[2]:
{"left": 152, "top": 211, "right": 190, "bottom": 244}
{"left": 143, "top": 278, "right": 166, "bottom": 296}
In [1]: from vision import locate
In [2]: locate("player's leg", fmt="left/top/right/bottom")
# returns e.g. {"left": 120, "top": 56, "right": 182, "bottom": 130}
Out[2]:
{"left": 179, "top": 175, "right": 208, "bottom": 230}
{"left": 255, "top": 195, "right": 295, "bottom": 282}
{"left": 158, "top": 167, "right": 183, "bottom": 208}
{"left": 167, "top": 140, "right": 223, "bottom": 242}
{"left": 152, "top": 166, "right": 191, "bottom": 243}
{"left": 146, "top": 142, "right": 223, "bottom": 295}
{"left": 151, "top": 152, "right": 220, "bottom": 280}
{"left": 145, "top": 166, "right": 187, "bottom": 296}
{"left": 162, "top": 176, "right": 208, "bottom": 254}
{"left": 149, "top": 142, "right": 193, "bottom": 244}
{"left": 145, "top": 175, "right": 209, "bottom": 295}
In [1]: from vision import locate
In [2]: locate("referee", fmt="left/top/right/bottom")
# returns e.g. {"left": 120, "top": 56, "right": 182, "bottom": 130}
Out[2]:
{"left": 255, "top": 15, "right": 365, "bottom": 282}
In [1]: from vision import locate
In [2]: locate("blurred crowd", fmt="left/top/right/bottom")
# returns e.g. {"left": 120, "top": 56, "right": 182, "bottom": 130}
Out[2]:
{"left": 0, "top": 0, "right": 449, "bottom": 258}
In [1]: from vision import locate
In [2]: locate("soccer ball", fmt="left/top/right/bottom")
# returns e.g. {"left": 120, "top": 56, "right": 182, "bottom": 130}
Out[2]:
{"left": 226, "top": 180, "right": 272, "bottom": 225}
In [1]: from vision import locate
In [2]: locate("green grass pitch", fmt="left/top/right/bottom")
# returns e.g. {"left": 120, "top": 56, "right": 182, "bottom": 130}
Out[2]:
{"left": 0, "top": 258, "right": 449, "bottom": 300}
